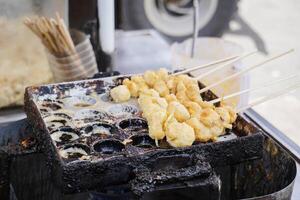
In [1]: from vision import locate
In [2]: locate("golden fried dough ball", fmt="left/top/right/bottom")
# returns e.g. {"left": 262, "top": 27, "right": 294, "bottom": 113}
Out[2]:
{"left": 167, "top": 101, "right": 190, "bottom": 122}
{"left": 131, "top": 75, "right": 149, "bottom": 92}
{"left": 183, "top": 101, "right": 202, "bottom": 118}
{"left": 142, "top": 103, "right": 162, "bottom": 119}
{"left": 123, "top": 78, "right": 139, "bottom": 97}
{"left": 152, "top": 97, "right": 168, "bottom": 109}
{"left": 138, "top": 94, "right": 167, "bottom": 118}
{"left": 165, "top": 115, "right": 195, "bottom": 147}
{"left": 139, "top": 88, "right": 160, "bottom": 97}
{"left": 166, "top": 76, "right": 178, "bottom": 94}
{"left": 186, "top": 117, "right": 213, "bottom": 142}
{"left": 144, "top": 70, "right": 159, "bottom": 87}
{"left": 197, "top": 100, "right": 215, "bottom": 109}
{"left": 147, "top": 109, "right": 167, "bottom": 143}
{"left": 156, "top": 68, "right": 169, "bottom": 81}
{"left": 176, "top": 80, "right": 186, "bottom": 92}
{"left": 176, "top": 81, "right": 190, "bottom": 104}
{"left": 199, "top": 108, "right": 221, "bottom": 127}
{"left": 222, "top": 105, "right": 237, "bottom": 123}
{"left": 215, "top": 107, "right": 232, "bottom": 129}
{"left": 153, "top": 80, "right": 170, "bottom": 97}
{"left": 110, "top": 85, "right": 131, "bottom": 103}
{"left": 138, "top": 95, "right": 153, "bottom": 112}
{"left": 165, "top": 94, "right": 178, "bottom": 103}
{"left": 186, "top": 83, "right": 202, "bottom": 102}
{"left": 177, "top": 74, "right": 191, "bottom": 85}
{"left": 210, "top": 123, "right": 225, "bottom": 138}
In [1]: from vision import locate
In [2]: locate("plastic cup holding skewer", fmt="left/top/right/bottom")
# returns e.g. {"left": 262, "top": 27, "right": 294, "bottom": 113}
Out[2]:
{"left": 46, "top": 30, "right": 98, "bottom": 82}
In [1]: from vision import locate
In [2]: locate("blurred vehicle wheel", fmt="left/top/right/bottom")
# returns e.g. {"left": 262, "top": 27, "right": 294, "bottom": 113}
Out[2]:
{"left": 119, "top": 0, "right": 238, "bottom": 41}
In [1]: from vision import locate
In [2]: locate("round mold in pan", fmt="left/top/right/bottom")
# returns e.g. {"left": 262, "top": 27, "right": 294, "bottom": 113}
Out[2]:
{"left": 92, "top": 139, "right": 125, "bottom": 155}
{"left": 117, "top": 118, "right": 148, "bottom": 133}
{"left": 80, "top": 123, "right": 119, "bottom": 138}
{"left": 130, "top": 134, "right": 156, "bottom": 149}
{"left": 43, "top": 113, "right": 73, "bottom": 131}
{"left": 59, "top": 143, "right": 91, "bottom": 160}
{"left": 62, "top": 95, "right": 97, "bottom": 108}
{"left": 73, "top": 109, "right": 114, "bottom": 121}
{"left": 50, "top": 127, "right": 80, "bottom": 145}
{"left": 108, "top": 104, "right": 140, "bottom": 118}
{"left": 43, "top": 112, "right": 72, "bottom": 121}
{"left": 39, "top": 100, "right": 63, "bottom": 111}
{"left": 99, "top": 93, "right": 111, "bottom": 102}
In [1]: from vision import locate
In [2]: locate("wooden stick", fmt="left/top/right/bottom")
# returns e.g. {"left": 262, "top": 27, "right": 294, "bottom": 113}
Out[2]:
{"left": 198, "top": 49, "right": 294, "bottom": 94}
{"left": 237, "top": 83, "right": 300, "bottom": 112}
{"left": 196, "top": 50, "right": 257, "bottom": 80}
{"left": 56, "top": 12, "right": 76, "bottom": 52}
{"left": 209, "top": 74, "right": 298, "bottom": 104}
{"left": 173, "top": 54, "right": 240, "bottom": 75}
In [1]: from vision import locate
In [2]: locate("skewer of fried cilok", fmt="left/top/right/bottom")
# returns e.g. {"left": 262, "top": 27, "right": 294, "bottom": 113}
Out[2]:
{"left": 237, "top": 83, "right": 300, "bottom": 112}
{"left": 198, "top": 49, "right": 294, "bottom": 94}
{"left": 196, "top": 50, "right": 257, "bottom": 80}
{"left": 173, "top": 54, "right": 240, "bottom": 75}
{"left": 209, "top": 74, "right": 298, "bottom": 104}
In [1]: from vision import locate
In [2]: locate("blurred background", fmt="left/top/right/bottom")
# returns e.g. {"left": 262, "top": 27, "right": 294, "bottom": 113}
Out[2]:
{"left": 0, "top": 0, "right": 299, "bottom": 146}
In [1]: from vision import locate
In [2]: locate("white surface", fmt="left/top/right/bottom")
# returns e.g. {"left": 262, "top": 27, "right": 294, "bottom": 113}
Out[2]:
{"left": 223, "top": 0, "right": 300, "bottom": 147}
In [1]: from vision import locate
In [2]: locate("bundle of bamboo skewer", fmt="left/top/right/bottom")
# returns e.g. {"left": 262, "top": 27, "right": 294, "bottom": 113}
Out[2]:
{"left": 23, "top": 13, "right": 98, "bottom": 82}
{"left": 24, "top": 13, "right": 75, "bottom": 57}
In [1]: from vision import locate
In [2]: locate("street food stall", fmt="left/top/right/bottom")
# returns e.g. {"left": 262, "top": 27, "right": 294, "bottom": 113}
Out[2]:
{"left": 0, "top": 1, "right": 299, "bottom": 200}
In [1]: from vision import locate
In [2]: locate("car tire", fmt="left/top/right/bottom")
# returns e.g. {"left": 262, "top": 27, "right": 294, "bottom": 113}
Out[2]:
{"left": 119, "top": 0, "right": 238, "bottom": 41}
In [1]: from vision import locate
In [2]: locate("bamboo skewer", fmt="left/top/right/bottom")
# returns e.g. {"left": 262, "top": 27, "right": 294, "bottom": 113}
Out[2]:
{"left": 237, "top": 83, "right": 300, "bottom": 113}
{"left": 196, "top": 50, "right": 257, "bottom": 80}
{"left": 209, "top": 74, "right": 299, "bottom": 104}
{"left": 172, "top": 54, "right": 240, "bottom": 75}
{"left": 24, "top": 12, "right": 88, "bottom": 80}
{"left": 198, "top": 49, "right": 294, "bottom": 94}
{"left": 24, "top": 13, "right": 76, "bottom": 57}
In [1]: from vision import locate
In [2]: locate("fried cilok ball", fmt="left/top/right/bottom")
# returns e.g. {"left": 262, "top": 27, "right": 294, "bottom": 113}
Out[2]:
{"left": 110, "top": 85, "right": 131, "bottom": 103}
{"left": 165, "top": 114, "right": 195, "bottom": 147}
{"left": 177, "top": 74, "right": 191, "bottom": 85}
{"left": 167, "top": 101, "right": 190, "bottom": 122}
{"left": 209, "top": 122, "right": 225, "bottom": 138}
{"left": 222, "top": 105, "right": 237, "bottom": 123}
{"left": 147, "top": 108, "right": 167, "bottom": 146}
{"left": 138, "top": 95, "right": 167, "bottom": 118}
{"left": 199, "top": 108, "right": 221, "bottom": 127}
{"left": 166, "top": 76, "right": 178, "bottom": 94}
{"left": 186, "top": 83, "right": 203, "bottom": 102}
{"left": 183, "top": 101, "right": 202, "bottom": 118}
{"left": 186, "top": 117, "right": 213, "bottom": 142}
{"left": 144, "top": 70, "right": 159, "bottom": 87}
{"left": 142, "top": 103, "right": 162, "bottom": 119}
{"left": 176, "top": 81, "right": 190, "bottom": 104}
{"left": 153, "top": 80, "right": 170, "bottom": 97}
{"left": 215, "top": 106, "right": 232, "bottom": 129}
{"left": 165, "top": 94, "right": 178, "bottom": 103}
{"left": 138, "top": 95, "right": 158, "bottom": 116}
{"left": 131, "top": 75, "right": 149, "bottom": 92}
{"left": 123, "top": 78, "right": 139, "bottom": 97}
{"left": 156, "top": 68, "right": 169, "bottom": 81}
{"left": 197, "top": 100, "right": 215, "bottom": 109}
{"left": 139, "top": 88, "right": 160, "bottom": 98}
{"left": 152, "top": 97, "right": 168, "bottom": 109}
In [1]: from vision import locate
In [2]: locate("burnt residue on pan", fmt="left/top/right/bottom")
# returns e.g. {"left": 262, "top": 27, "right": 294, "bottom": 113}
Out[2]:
{"left": 24, "top": 75, "right": 264, "bottom": 193}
